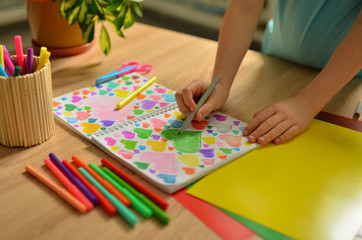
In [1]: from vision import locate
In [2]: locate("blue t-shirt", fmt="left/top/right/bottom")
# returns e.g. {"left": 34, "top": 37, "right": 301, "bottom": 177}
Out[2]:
{"left": 262, "top": 0, "right": 362, "bottom": 77}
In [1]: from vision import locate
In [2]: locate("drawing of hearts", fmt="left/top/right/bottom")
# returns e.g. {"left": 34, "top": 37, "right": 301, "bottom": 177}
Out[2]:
{"left": 53, "top": 101, "right": 61, "bottom": 107}
{"left": 146, "top": 90, "right": 154, "bottom": 94}
{"left": 168, "top": 147, "right": 175, "bottom": 151}
{"left": 168, "top": 120, "right": 183, "bottom": 128}
{"left": 61, "top": 97, "right": 67, "bottom": 101}
{"left": 218, "top": 155, "right": 227, "bottom": 160}
{"left": 133, "top": 109, "right": 144, "bottom": 115}
{"left": 120, "top": 140, "right": 137, "bottom": 150}
{"left": 202, "top": 159, "right": 215, "bottom": 165}
{"left": 214, "top": 123, "right": 232, "bottom": 133}
{"left": 219, "top": 135, "right": 242, "bottom": 147}
{"left": 65, "top": 117, "right": 78, "bottom": 124}
{"left": 146, "top": 140, "right": 167, "bottom": 152}
{"left": 114, "top": 133, "right": 121, "bottom": 138}
{"left": 99, "top": 90, "right": 108, "bottom": 95}
{"left": 154, "top": 128, "right": 162, "bottom": 132}
{"left": 142, "top": 122, "right": 150, "bottom": 128}
{"left": 159, "top": 102, "right": 169, "bottom": 107}
{"left": 107, "top": 82, "right": 120, "bottom": 89}
{"left": 233, "top": 121, "right": 240, "bottom": 126}
{"left": 127, "top": 116, "right": 135, "bottom": 120}
{"left": 200, "top": 149, "right": 214, "bottom": 158}
{"left": 140, "top": 152, "right": 178, "bottom": 174}
{"left": 161, "top": 94, "right": 176, "bottom": 102}
{"left": 114, "top": 89, "right": 130, "bottom": 98}
{"left": 178, "top": 155, "right": 199, "bottom": 167}
{"left": 191, "top": 120, "right": 209, "bottom": 130}
{"left": 82, "top": 89, "right": 91, "bottom": 95}
{"left": 133, "top": 106, "right": 139, "bottom": 109}
{"left": 64, "top": 104, "right": 77, "bottom": 111}
{"left": 117, "top": 150, "right": 134, "bottom": 160}
{"left": 101, "top": 120, "right": 115, "bottom": 127}
{"left": 182, "top": 167, "right": 195, "bottom": 175}
{"left": 140, "top": 100, "right": 157, "bottom": 110}
{"left": 150, "top": 95, "right": 162, "bottom": 101}
{"left": 88, "top": 118, "right": 97, "bottom": 123}
{"left": 157, "top": 174, "right": 176, "bottom": 184}
{"left": 216, "top": 142, "right": 223, "bottom": 147}
{"left": 150, "top": 118, "right": 167, "bottom": 128}
{"left": 80, "top": 122, "right": 101, "bottom": 134}
{"left": 155, "top": 88, "right": 166, "bottom": 93}
{"left": 76, "top": 111, "right": 91, "bottom": 120}
{"left": 164, "top": 113, "right": 171, "bottom": 118}
{"left": 90, "top": 91, "right": 97, "bottom": 96}
{"left": 73, "top": 91, "right": 80, "bottom": 95}
{"left": 104, "top": 137, "right": 116, "bottom": 146}
{"left": 132, "top": 75, "right": 139, "bottom": 79}
{"left": 136, "top": 94, "right": 146, "bottom": 100}
{"left": 133, "top": 162, "right": 149, "bottom": 170}
{"left": 151, "top": 135, "right": 160, "bottom": 140}
{"left": 173, "top": 111, "right": 183, "bottom": 119}
{"left": 212, "top": 114, "right": 227, "bottom": 121}
{"left": 110, "top": 146, "right": 120, "bottom": 151}
{"left": 63, "top": 112, "right": 72, "bottom": 117}
{"left": 134, "top": 128, "right": 153, "bottom": 139}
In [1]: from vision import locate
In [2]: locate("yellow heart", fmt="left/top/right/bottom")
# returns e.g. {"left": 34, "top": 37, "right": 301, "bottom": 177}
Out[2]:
{"left": 243, "top": 141, "right": 252, "bottom": 146}
{"left": 80, "top": 122, "right": 101, "bottom": 134}
{"left": 146, "top": 140, "right": 167, "bottom": 152}
{"left": 89, "top": 87, "right": 96, "bottom": 91}
{"left": 216, "top": 152, "right": 223, "bottom": 156}
{"left": 167, "top": 91, "right": 173, "bottom": 94}
{"left": 110, "top": 146, "right": 120, "bottom": 151}
{"left": 178, "top": 155, "right": 199, "bottom": 167}
{"left": 114, "top": 89, "right": 130, "bottom": 98}
{"left": 202, "top": 137, "right": 215, "bottom": 145}
{"left": 173, "top": 111, "right": 184, "bottom": 119}
{"left": 146, "top": 109, "right": 154, "bottom": 113}
{"left": 63, "top": 112, "right": 72, "bottom": 117}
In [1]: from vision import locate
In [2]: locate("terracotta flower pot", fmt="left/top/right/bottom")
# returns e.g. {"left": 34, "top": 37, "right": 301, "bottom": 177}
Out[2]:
{"left": 26, "top": 0, "right": 93, "bottom": 57}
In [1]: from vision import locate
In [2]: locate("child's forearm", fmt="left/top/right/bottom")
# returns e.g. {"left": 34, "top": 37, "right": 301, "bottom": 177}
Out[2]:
{"left": 298, "top": 11, "right": 362, "bottom": 115}
{"left": 213, "top": 0, "right": 265, "bottom": 90}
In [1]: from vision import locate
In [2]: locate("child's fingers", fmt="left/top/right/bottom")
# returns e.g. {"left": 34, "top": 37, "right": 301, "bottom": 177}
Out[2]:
{"left": 243, "top": 106, "right": 276, "bottom": 137}
{"left": 256, "top": 119, "right": 291, "bottom": 144}
{"left": 175, "top": 91, "right": 191, "bottom": 115}
{"left": 273, "top": 125, "right": 301, "bottom": 144}
{"left": 181, "top": 87, "right": 198, "bottom": 112}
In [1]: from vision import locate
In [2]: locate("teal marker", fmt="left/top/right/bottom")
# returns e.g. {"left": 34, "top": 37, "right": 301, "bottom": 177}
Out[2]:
{"left": 78, "top": 167, "right": 138, "bottom": 226}
{"left": 13, "top": 66, "right": 21, "bottom": 77}
{"left": 89, "top": 163, "right": 153, "bottom": 218}
{"left": 103, "top": 167, "right": 170, "bottom": 225}
{"left": 0, "top": 64, "right": 8, "bottom": 77}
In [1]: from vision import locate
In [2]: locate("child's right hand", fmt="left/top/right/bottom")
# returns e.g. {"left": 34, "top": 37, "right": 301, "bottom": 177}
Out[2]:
{"left": 175, "top": 79, "right": 230, "bottom": 121}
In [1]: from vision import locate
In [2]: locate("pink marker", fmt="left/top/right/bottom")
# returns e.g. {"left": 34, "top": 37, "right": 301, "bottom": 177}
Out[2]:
{"left": 14, "top": 35, "right": 25, "bottom": 75}
{"left": 2, "top": 45, "right": 14, "bottom": 76}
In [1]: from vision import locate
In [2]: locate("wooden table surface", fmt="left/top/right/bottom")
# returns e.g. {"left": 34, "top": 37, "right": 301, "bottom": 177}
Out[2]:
{"left": 0, "top": 23, "right": 361, "bottom": 240}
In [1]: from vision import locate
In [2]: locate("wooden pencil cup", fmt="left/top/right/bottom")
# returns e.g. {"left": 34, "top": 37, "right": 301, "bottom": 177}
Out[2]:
{"left": 0, "top": 57, "right": 55, "bottom": 147}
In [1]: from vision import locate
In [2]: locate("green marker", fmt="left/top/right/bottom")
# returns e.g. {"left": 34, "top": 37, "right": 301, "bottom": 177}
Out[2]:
{"left": 103, "top": 167, "right": 170, "bottom": 225}
{"left": 89, "top": 163, "right": 153, "bottom": 218}
{"left": 13, "top": 66, "right": 21, "bottom": 77}
{"left": 78, "top": 167, "right": 138, "bottom": 226}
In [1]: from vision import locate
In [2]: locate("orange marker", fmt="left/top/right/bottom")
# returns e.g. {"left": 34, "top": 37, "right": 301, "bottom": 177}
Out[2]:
{"left": 71, "top": 155, "right": 131, "bottom": 207}
{"left": 63, "top": 160, "right": 117, "bottom": 216}
{"left": 44, "top": 158, "right": 93, "bottom": 211}
{"left": 25, "top": 164, "right": 87, "bottom": 213}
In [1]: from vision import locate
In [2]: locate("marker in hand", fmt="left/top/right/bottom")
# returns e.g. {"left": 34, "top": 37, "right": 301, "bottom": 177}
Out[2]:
{"left": 178, "top": 74, "right": 222, "bottom": 135}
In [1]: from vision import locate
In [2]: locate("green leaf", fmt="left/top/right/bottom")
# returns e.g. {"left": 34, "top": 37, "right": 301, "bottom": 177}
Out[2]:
{"left": 68, "top": 5, "right": 81, "bottom": 25}
{"left": 131, "top": 2, "right": 143, "bottom": 17}
{"left": 106, "top": 2, "right": 123, "bottom": 12}
{"left": 82, "top": 21, "right": 95, "bottom": 43}
{"left": 100, "top": 25, "right": 111, "bottom": 55}
{"left": 78, "top": 0, "right": 88, "bottom": 23}
{"left": 108, "top": 21, "right": 125, "bottom": 38}
{"left": 131, "top": 0, "right": 144, "bottom": 3}
{"left": 123, "top": 6, "right": 135, "bottom": 29}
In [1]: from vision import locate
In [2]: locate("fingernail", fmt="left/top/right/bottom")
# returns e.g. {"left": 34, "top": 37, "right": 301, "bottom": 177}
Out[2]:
{"left": 248, "top": 135, "right": 255, "bottom": 142}
{"left": 275, "top": 138, "right": 280, "bottom": 144}
{"left": 243, "top": 130, "right": 248, "bottom": 136}
{"left": 258, "top": 137, "right": 265, "bottom": 144}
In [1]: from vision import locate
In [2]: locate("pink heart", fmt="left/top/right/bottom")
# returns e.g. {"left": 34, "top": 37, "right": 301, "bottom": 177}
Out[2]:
{"left": 216, "top": 142, "right": 223, "bottom": 147}
{"left": 150, "top": 95, "right": 162, "bottom": 101}
{"left": 155, "top": 88, "right": 166, "bottom": 93}
{"left": 202, "top": 159, "right": 215, "bottom": 165}
{"left": 140, "top": 152, "right": 177, "bottom": 174}
{"left": 104, "top": 137, "right": 116, "bottom": 146}
{"left": 159, "top": 102, "right": 169, "bottom": 107}
{"left": 117, "top": 150, "right": 134, "bottom": 160}
{"left": 114, "top": 133, "right": 121, "bottom": 138}
{"left": 71, "top": 95, "right": 82, "bottom": 103}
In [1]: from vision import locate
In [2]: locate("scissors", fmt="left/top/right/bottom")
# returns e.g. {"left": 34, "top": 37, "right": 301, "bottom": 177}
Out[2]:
{"left": 95, "top": 61, "right": 152, "bottom": 86}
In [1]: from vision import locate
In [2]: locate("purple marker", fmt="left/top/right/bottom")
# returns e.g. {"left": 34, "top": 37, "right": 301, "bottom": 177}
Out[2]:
{"left": 26, "top": 48, "right": 33, "bottom": 74}
{"left": 49, "top": 153, "right": 99, "bottom": 206}
{"left": 2, "top": 45, "right": 14, "bottom": 76}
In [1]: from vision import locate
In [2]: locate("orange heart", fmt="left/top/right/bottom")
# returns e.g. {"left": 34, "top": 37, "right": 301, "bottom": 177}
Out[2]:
{"left": 168, "top": 147, "right": 174, "bottom": 151}
{"left": 127, "top": 116, "right": 135, "bottom": 120}
{"left": 136, "top": 94, "right": 146, "bottom": 100}
{"left": 86, "top": 110, "right": 91, "bottom": 113}
{"left": 134, "top": 106, "right": 140, "bottom": 110}
{"left": 161, "top": 138, "right": 167, "bottom": 142}
{"left": 82, "top": 96, "right": 87, "bottom": 99}
{"left": 142, "top": 123, "right": 150, "bottom": 128}
{"left": 73, "top": 91, "right": 80, "bottom": 95}
{"left": 117, "top": 80, "right": 122, "bottom": 83}
{"left": 132, "top": 75, "right": 140, "bottom": 80}
{"left": 135, "top": 80, "right": 141, "bottom": 83}
{"left": 53, "top": 101, "right": 61, "bottom": 107}
{"left": 218, "top": 155, "right": 227, "bottom": 160}
{"left": 154, "top": 128, "right": 162, "bottom": 132}
{"left": 164, "top": 113, "right": 171, "bottom": 118}
{"left": 82, "top": 90, "right": 90, "bottom": 95}
{"left": 182, "top": 167, "right": 195, "bottom": 175}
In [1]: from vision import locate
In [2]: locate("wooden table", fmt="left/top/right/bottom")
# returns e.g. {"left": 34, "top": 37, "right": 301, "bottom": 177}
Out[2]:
{"left": 0, "top": 23, "right": 361, "bottom": 240}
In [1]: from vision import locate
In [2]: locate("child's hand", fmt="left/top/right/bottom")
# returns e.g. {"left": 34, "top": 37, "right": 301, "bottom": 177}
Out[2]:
{"left": 175, "top": 79, "right": 230, "bottom": 121}
{"left": 243, "top": 94, "right": 317, "bottom": 145}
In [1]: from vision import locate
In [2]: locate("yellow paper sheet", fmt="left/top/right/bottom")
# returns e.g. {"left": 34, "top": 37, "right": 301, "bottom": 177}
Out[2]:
{"left": 188, "top": 119, "right": 362, "bottom": 240}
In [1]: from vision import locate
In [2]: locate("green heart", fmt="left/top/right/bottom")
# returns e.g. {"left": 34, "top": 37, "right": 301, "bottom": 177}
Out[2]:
{"left": 101, "top": 127, "right": 107, "bottom": 130}
{"left": 219, "top": 148, "right": 232, "bottom": 154}
{"left": 125, "top": 81, "right": 132, "bottom": 85}
{"left": 164, "top": 125, "right": 170, "bottom": 129}
{"left": 205, "top": 116, "right": 211, "bottom": 120}
{"left": 99, "top": 90, "right": 108, "bottom": 95}
{"left": 199, "top": 165, "right": 205, "bottom": 168}
{"left": 133, "top": 109, "right": 144, "bottom": 115}
{"left": 121, "top": 76, "right": 131, "bottom": 81}
{"left": 53, "top": 109, "right": 58, "bottom": 111}
{"left": 232, "top": 130, "right": 239, "bottom": 134}
{"left": 207, "top": 125, "right": 213, "bottom": 129}
{"left": 161, "top": 129, "right": 201, "bottom": 153}
{"left": 134, "top": 128, "right": 153, "bottom": 139}
{"left": 84, "top": 106, "right": 91, "bottom": 110}
{"left": 64, "top": 104, "right": 77, "bottom": 111}
{"left": 107, "top": 82, "right": 120, "bottom": 89}
{"left": 120, "top": 140, "right": 137, "bottom": 150}
{"left": 77, "top": 108, "right": 82, "bottom": 111}
{"left": 134, "top": 162, "right": 149, "bottom": 170}
{"left": 146, "top": 90, "right": 153, "bottom": 94}
{"left": 155, "top": 107, "right": 159, "bottom": 109}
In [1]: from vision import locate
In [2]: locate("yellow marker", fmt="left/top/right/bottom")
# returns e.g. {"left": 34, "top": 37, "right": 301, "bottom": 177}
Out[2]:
{"left": 116, "top": 76, "right": 157, "bottom": 109}
{"left": 36, "top": 50, "right": 51, "bottom": 71}
{"left": 40, "top": 46, "right": 47, "bottom": 59}
{"left": 0, "top": 45, "right": 4, "bottom": 69}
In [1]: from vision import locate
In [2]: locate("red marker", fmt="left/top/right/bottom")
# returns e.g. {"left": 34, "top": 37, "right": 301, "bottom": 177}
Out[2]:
{"left": 63, "top": 159, "right": 117, "bottom": 216}
{"left": 44, "top": 158, "right": 93, "bottom": 211}
{"left": 14, "top": 35, "right": 25, "bottom": 75}
{"left": 101, "top": 158, "right": 169, "bottom": 210}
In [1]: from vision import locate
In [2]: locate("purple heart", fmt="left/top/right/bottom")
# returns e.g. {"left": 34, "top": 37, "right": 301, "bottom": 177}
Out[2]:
{"left": 149, "top": 169, "right": 156, "bottom": 174}
{"left": 151, "top": 135, "right": 160, "bottom": 140}
{"left": 203, "top": 144, "right": 209, "bottom": 148}
{"left": 91, "top": 91, "right": 97, "bottom": 96}
{"left": 200, "top": 149, "right": 214, "bottom": 158}
{"left": 57, "top": 106, "right": 63, "bottom": 109}
{"left": 101, "top": 120, "right": 115, "bottom": 127}
{"left": 96, "top": 85, "right": 103, "bottom": 88}
{"left": 207, "top": 130, "right": 213, "bottom": 134}
{"left": 212, "top": 114, "right": 227, "bottom": 121}
{"left": 233, "top": 121, "right": 240, "bottom": 126}
{"left": 133, "top": 149, "right": 140, "bottom": 154}
{"left": 141, "top": 100, "right": 157, "bottom": 110}
{"left": 71, "top": 95, "right": 82, "bottom": 103}
{"left": 55, "top": 112, "right": 61, "bottom": 115}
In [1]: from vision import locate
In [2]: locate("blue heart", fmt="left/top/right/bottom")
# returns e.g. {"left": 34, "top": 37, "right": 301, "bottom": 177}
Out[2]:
{"left": 88, "top": 118, "right": 97, "bottom": 123}
{"left": 65, "top": 117, "right": 78, "bottom": 124}
{"left": 157, "top": 174, "right": 176, "bottom": 184}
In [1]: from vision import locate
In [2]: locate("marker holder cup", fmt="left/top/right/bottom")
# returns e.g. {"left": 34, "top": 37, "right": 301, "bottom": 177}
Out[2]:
{"left": 0, "top": 56, "right": 55, "bottom": 147}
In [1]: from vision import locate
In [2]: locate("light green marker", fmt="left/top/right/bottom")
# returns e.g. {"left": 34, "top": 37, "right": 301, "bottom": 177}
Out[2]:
{"left": 89, "top": 163, "right": 153, "bottom": 218}
{"left": 78, "top": 167, "right": 138, "bottom": 226}
{"left": 103, "top": 167, "right": 170, "bottom": 225}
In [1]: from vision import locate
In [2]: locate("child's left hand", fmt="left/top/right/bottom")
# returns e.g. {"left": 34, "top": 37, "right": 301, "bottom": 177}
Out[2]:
{"left": 242, "top": 94, "right": 317, "bottom": 145}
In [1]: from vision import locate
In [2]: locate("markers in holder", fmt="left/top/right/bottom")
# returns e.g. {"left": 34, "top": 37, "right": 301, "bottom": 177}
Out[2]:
{"left": 14, "top": 35, "right": 25, "bottom": 75}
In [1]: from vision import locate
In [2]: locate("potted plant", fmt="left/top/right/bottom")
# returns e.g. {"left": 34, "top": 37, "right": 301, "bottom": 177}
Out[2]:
{"left": 26, "top": 0, "right": 143, "bottom": 56}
